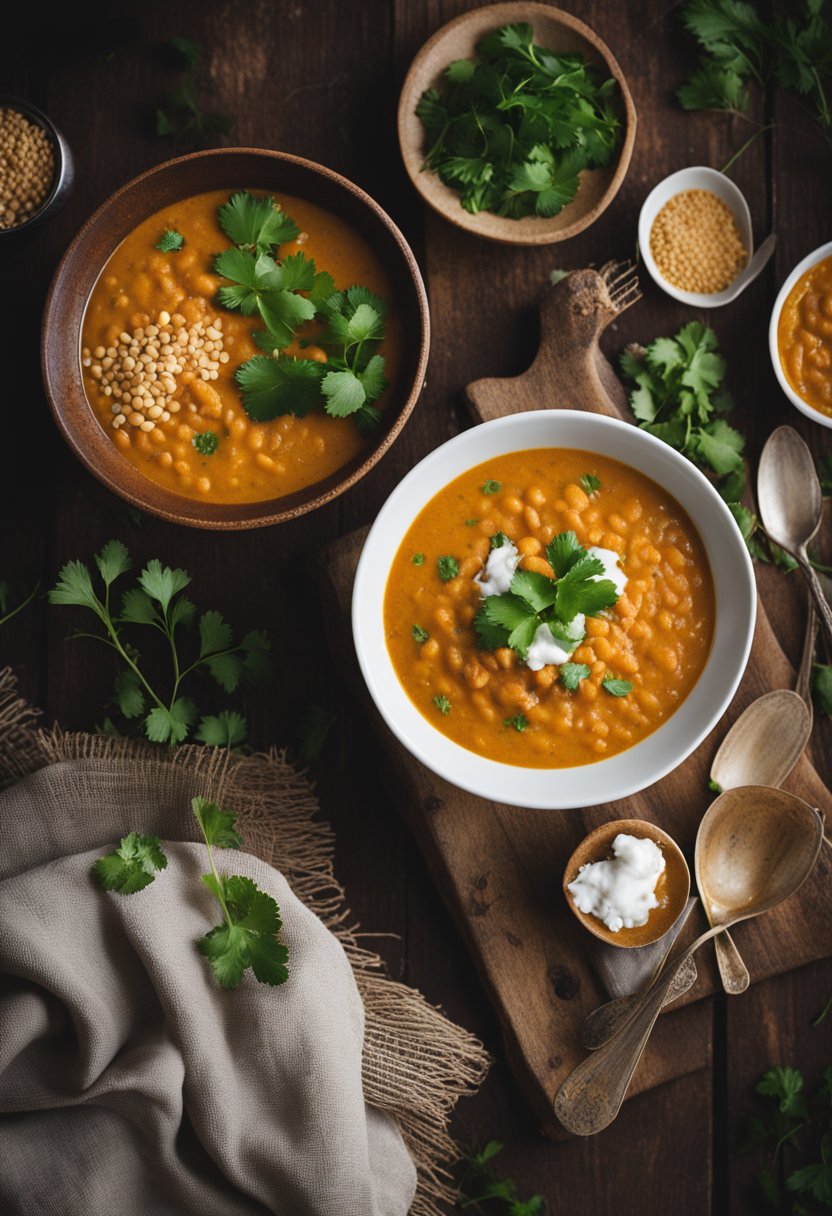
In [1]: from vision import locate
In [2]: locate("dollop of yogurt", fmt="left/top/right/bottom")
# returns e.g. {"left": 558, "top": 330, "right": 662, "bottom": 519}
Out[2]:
{"left": 525, "top": 616, "right": 585, "bottom": 671}
{"left": 567, "top": 833, "right": 665, "bottom": 933}
{"left": 474, "top": 538, "right": 520, "bottom": 597}
{"left": 588, "top": 546, "right": 628, "bottom": 597}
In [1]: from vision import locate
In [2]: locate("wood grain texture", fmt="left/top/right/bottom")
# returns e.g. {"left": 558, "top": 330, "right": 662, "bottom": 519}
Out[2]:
{"left": 1, "top": 0, "right": 830, "bottom": 1209}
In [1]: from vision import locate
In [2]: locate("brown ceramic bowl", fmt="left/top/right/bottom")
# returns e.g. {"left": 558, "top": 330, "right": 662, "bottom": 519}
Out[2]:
{"left": 562, "top": 818, "right": 690, "bottom": 949}
{"left": 42, "top": 148, "right": 430, "bottom": 529}
{"left": 398, "top": 3, "right": 636, "bottom": 246}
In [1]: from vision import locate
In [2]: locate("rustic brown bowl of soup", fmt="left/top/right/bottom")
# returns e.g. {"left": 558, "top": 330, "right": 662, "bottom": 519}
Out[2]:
{"left": 563, "top": 818, "right": 690, "bottom": 948}
{"left": 42, "top": 148, "right": 430, "bottom": 528}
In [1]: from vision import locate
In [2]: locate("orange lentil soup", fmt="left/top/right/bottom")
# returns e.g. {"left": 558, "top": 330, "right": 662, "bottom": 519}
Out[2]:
{"left": 778, "top": 254, "right": 832, "bottom": 419}
{"left": 384, "top": 450, "right": 715, "bottom": 768}
{"left": 81, "top": 189, "right": 401, "bottom": 503}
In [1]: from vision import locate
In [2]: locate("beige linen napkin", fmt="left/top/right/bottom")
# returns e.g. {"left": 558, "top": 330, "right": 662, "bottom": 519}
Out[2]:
{"left": 0, "top": 760, "right": 417, "bottom": 1216}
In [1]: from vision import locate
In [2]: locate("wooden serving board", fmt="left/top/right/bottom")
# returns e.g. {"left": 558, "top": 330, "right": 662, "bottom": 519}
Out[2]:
{"left": 318, "top": 269, "right": 832, "bottom": 1138}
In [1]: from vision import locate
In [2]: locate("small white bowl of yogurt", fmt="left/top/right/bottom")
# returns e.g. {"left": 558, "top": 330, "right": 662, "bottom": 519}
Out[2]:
{"left": 563, "top": 818, "right": 690, "bottom": 948}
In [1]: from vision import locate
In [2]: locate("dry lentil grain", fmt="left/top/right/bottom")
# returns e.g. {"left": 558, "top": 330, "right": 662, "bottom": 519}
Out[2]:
{"left": 650, "top": 189, "right": 747, "bottom": 294}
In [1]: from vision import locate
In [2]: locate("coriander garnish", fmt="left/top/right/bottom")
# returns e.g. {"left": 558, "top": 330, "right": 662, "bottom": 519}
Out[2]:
{"left": 464, "top": 518, "right": 479, "bottom": 526}
{"left": 192, "top": 431, "right": 218, "bottom": 456}
{"left": 412, "top": 624, "right": 429, "bottom": 644}
{"left": 602, "top": 676, "right": 633, "bottom": 697}
{"left": 412, "top": 552, "right": 425, "bottom": 566}
{"left": 481, "top": 480, "right": 501, "bottom": 495}
{"left": 433, "top": 694, "right": 451, "bottom": 715}
{"left": 155, "top": 229, "right": 185, "bottom": 252}
{"left": 559, "top": 662, "right": 590, "bottom": 691}
{"left": 437, "top": 556, "right": 460, "bottom": 581}
{"left": 504, "top": 713, "right": 528, "bottom": 732}
{"left": 580, "top": 473, "right": 601, "bottom": 496}
{"left": 93, "top": 832, "right": 168, "bottom": 894}
{"left": 490, "top": 531, "right": 510, "bottom": 549}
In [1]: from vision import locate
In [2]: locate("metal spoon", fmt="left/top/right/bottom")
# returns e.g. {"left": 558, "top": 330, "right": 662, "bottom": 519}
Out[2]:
{"left": 758, "top": 426, "right": 832, "bottom": 653}
{"left": 714, "top": 232, "right": 777, "bottom": 305}
{"left": 556, "top": 786, "right": 823, "bottom": 1136}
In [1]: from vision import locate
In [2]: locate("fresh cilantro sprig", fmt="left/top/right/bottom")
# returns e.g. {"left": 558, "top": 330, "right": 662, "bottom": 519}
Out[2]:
{"left": 214, "top": 247, "right": 321, "bottom": 348}
{"left": 737, "top": 1061, "right": 832, "bottom": 1212}
{"left": 473, "top": 531, "right": 618, "bottom": 661}
{"left": 456, "top": 1139, "right": 544, "bottom": 1215}
{"left": 417, "top": 22, "right": 621, "bottom": 220}
{"left": 156, "top": 229, "right": 184, "bottom": 252}
{"left": 48, "top": 541, "right": 270, "bottom": 748}
{"left": 217, "top": 191, "right": 299, "bottom": 251}
{"left": 155, "top": 36, "right": 233, "bottom": 146}
{"left": 93, "top": 832, "right": 168, "bottom": 894}
{"left": 678, "top": 0, "right": 832, "bottom": 138}
{"left": 193, "top": 797, "right": 289, "bottom": 989}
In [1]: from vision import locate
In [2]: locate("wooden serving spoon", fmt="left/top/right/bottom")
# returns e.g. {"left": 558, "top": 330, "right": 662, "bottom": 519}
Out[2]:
{"left": 555, "top": 786, "right": 824, "bottom": 1136}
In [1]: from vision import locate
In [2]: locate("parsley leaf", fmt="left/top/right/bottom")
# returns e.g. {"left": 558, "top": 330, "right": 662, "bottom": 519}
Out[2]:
{"left": 560, "top": 662, "right": 590, "bottom": 690}
{"left": 192, "top": 431, "right": 218, "bottom": 456}
{"left": 434, "top": 694, "right": 451, "bottom": 715}
{"left": 412, "top": 624, "right": 429, "bottom": 643}
{"left": 93, "top": 832, "right": 168, "bottom": 895}
{"left": 217, "top": 191, "right": 299, "bottom": 251}
{"left": 438, "top": 556, "right": 460, "bottom": 581}
{"left": 580, "top": 473, "right": 601, "bottom": 495}
{"left": 155, "top": 229, "right": 185, "bottom": 252}
{"left": 602, "top": 676, "right": 633, "bottom": 697}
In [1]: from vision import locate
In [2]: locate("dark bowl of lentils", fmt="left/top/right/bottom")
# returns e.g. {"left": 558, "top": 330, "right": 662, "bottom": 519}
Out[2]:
{"left": 0, "top": 96, "right": 74, "bottom": 236}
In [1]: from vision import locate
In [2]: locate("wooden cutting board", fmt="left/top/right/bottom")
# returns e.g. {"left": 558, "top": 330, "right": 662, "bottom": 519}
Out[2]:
{"left": 318, "top": 267, "right": 832, "bottom": 1138}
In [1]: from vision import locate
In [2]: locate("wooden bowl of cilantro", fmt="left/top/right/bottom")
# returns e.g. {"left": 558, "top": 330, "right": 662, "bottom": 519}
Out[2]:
{"left": 398, "top": 4, "right": 636, "bottom": 244}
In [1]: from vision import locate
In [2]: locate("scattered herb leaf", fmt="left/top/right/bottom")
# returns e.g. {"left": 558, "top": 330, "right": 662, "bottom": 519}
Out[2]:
{"left": 482, "top": 480, "right": 502, "bottom": 495}
{"left": 560, "top": 662, "right": 591, "bottom": 690}
{"left": 602, "top": 676, "right": 633, "bottom": 697}
{"left": 193, "top": 431, "right": 219, "bottom": 456}
{"left": 438, "top": 556, "right": 460, "bottom": 581}
{"left": 155, "top": 229, "right": 185, "bottom": 252}
{"left": 456, "top": 1139, "right": 545, "bottom": 1214}
{"left": 490, "top": 531, "right": 511, "bottom": 550}
{"left": 412, "top": 552, "right": 425, "bottom": 566}
{"left": 580, "top": 473, "right": 601, "bottom": 496}
{"left": 504, "top": 713, "right": 528, "bottom": 732}
{"left": 412, "top": 624, "right": 430, "bottom": 644}
{"left": 433, "top": 694, "right": 451, "bottom": 715}
{"left": 812, "top": 664, "right": 832, "bottom": 717}
{"left": 93, "top": 831, "right": 168, "bottom": 895}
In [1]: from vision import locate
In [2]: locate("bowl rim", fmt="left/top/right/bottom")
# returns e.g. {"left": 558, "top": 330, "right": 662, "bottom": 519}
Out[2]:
{"left": 352, "top": 410, "right": 757, "bottom": 810}
{"left": 562, "top": 817, "right": 691, "bottom": 948}
{"left": 637, "top": 166, "right": 754, "bottom": 308}
{"left": 397, "top": 1, "right": 637, "bottom": 246}
{"left": 41, "top": 146, "right": 430, "bottom": 528}
{"left": 768, "top": 239, "right": 832, "bottom": 432}
{"left": 0, "top": 94, "right": 68, "bottom": 235}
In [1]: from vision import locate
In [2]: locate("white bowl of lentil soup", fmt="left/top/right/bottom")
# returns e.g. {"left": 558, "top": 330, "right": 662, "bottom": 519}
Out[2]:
{"left": 769, "top": 241, "right": 832, "bottom": 429}
{"left": 638, "top": 167, "right": 753, "bottom": 308}
{"left": 353, "top": 410, "right": 756, "bottom": 810}
{"left": 42, "top": 149, "right": 429, "bottom": 528}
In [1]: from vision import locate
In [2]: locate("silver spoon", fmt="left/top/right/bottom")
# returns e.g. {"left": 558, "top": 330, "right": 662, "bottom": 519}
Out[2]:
{"left": 556, "top": 786, "right": 823, "bottom": 1136}
{"left": 758, "top": 426, "right": 832, "bottom": 654}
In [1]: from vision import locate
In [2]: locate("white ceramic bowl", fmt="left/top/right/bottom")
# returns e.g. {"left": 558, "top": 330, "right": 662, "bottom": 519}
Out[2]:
{"left": 769, "top": 240, "right": 832, "bottom": 431}
{"left": 638, "top": 166, "right": 753, "bottom": 308}
{"left": 352, "top": 411, "right": 756, "bottom": 810}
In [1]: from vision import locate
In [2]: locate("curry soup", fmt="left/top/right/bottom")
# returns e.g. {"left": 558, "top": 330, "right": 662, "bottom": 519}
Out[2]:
{"left": 778, "top": 253, "right": 832, "bottom": 419}
{"left": 81, "top": 189, "right": 401, "bottom": 504}
{"left": 384, "top": 449, "right": 715, "bottom": 769}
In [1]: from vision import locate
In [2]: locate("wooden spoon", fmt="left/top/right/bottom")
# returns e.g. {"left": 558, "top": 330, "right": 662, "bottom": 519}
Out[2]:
{"left": 555, "top": 786, "right": 823, "bottom": 1136}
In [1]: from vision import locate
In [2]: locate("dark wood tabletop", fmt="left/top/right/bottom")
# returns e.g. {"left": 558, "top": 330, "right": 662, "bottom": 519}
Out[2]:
{"left": 3, "top": 2, "right": 831, "bottom": 1212}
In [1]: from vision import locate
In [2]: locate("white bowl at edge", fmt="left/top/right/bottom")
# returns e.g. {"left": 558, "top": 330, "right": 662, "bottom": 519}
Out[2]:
{"left": 769, "top": 240, "right": 832, "bottom": 432}
{"left": 352, "top": 411, "right": 757, "bottom": 811}
{"left": 638, "top": 166, "right": 754, "bottom": 308}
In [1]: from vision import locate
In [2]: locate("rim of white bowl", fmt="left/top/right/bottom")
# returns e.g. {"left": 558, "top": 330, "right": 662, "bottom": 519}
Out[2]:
{"left": 638, "top": 166, "right": 754, "bottom": 309}
{"left": 352, "top": 411, "right": 757, "bottom": 810}
{"left": 768, "top": 240, "right": 832, "bottom": 432}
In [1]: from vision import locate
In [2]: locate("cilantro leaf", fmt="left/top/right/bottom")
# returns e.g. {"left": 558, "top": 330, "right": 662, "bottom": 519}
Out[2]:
{"left": 155, "top": 229, "right": 184, "bottom": 252}
{"left": 192, "top": 796, "right": 243, "bottom": 849}
{"left": 195, "top": 710, "right": 248, "bottom": 749}
{"left": 510, "top": 569, "right": 557, "bottom": 612}
{"left": 145, "top": 697, "right": 197, "bottom": 744}
{"left": 193, "top": 431, "right": 218, "bottom": 456}
{"left": 580, "top": 473, "right": 601, "bottom": 496}
{"left": 757, "top": 1067, "right": 807, "bottom": 1117}
{"left": 217, "top": 191, "right": 299, "bottom": 250}
{"left": 236, "top": 355, "right": 324, "bottom": 422}
{"left": 438, "top": 556, "right": 460, "bottom": 581}
{"left": 114, "top": 668, "right": 145, "bottom": 719}
{"left": 560, "top": 662, "right": 590, "bottom": 690}
{"left": 812, "top": 664, "right": 832, "bottom": 717}
{"left": 433, "top": 694, "right": 451, "bottom": 715}
{"left": 140, "top": 559, "right": 191, "bottom": 613}
{"left": 93, "top": 832, "right": 168, "bottom": 894}
{"left": 412, "top": 624, "right": 429, "bottom": 644}
{"left": 412, "top": 553, "right": 425, "bottom": 566}
{"left": 602, "top": 676, "right": 633, "bottom": 697}
{"left": 490, "top": 531, "right": 510, "bottom": 549}
{"left": 321, "top": 369, "right": 366, "bottom": 417}
{"left": 504, "top": 713, "right": 528, "bottom": 731}
{"left": 473, "top": 606, "right": 511, "bottom": 650}
{"left": 546, "top": 531, "right": 583, "bottom": 577}
{"left": 482, "top": 480, "right": 502, "bottom": 494}
{"left": 95, "top": 540, "right": 132, "bottom": 587}
{"left": 49, "top": 559, "right": 103, "bottom": 616}
{"left": 554, "top": 555, "right": 616, "bottom": 621}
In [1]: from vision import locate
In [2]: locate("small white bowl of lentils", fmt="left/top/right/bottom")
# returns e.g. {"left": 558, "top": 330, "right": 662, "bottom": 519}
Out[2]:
{"left": 638, "top": 166, "right": 753, "bottom": 308}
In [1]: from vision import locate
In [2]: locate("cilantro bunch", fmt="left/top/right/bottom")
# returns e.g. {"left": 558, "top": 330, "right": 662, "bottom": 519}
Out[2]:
{"left": 48, "top": 541, "right": 270, "bottom": 748}
{"left": 678, "top": 0, "right": 832, "bottom": 135}
{"left": 416, "top": 23, "right": 620, "bottom": 219}
{"left": 213, "top": 191, "right": 389, "bottom": 432}
{"left": 474, "top": 531, "right": 618, "bottom": 659}
{"left": 93, "top": 798, "right": 289, "bottom": 991}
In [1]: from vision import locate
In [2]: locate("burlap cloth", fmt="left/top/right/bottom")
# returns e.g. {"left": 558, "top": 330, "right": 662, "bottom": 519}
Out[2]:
{"left": 0, "top": 670, "right": 490, "bottom": 1216}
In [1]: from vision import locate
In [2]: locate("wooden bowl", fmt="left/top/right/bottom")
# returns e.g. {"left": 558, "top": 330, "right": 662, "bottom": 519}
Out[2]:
{"left": 42, "top": 148, "right": 430, "bottom": 529}
{"left": 563, "top": 818, "right": 690, "bottom": 948}
{"left": 398, "top": 3, "right": 636, "bottom": 245}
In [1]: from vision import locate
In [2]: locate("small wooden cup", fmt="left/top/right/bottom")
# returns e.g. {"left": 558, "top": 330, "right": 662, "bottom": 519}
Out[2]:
{"left": 563, "top": 818, "right": 690, "bottom": 948}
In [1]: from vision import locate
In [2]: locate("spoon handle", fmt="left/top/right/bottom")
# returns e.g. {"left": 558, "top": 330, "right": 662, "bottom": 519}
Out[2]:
{"left": 581, "top": 955, "right": 698, "bottom": 1050}
{"left": 795, "top": 596, "right": 819, "bottom": 710}
{"left": 714, "top": 929, "right": 750, "bottom": 994}
{"left": 802, "top": 559, "right": 832, "bottom": 656}
{"left": 555, "top": 925, "right": 720, "bottom": 1135}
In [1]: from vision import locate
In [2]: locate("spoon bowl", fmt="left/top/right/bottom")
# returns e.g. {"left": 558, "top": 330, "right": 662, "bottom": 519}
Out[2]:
{"left": 710, "top": 690, "right": 812, "bottom": 793}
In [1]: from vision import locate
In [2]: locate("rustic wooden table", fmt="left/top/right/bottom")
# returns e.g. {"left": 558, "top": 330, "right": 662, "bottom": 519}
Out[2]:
{"left": 3, "top": 2, "right": 831, "bottom": 1212}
